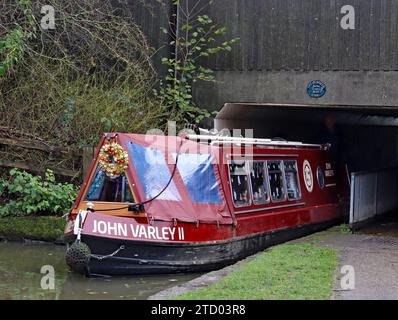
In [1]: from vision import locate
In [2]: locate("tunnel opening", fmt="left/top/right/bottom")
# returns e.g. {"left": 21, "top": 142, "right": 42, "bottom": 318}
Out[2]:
{"left": 215, "top": 103, "right": 398, "bottom": 236}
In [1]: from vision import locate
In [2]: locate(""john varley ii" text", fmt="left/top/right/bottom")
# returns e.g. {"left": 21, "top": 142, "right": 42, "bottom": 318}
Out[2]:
{"left": 92, "top": 220, "right": 185, "bottom": 241}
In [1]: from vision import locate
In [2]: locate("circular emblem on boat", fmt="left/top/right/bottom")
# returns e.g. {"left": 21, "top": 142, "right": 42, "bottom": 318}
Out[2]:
{"left": 303, "top": 160, "right": 313, "bottom": 193}
{"left": 307, "top": 80, "right": 326, "bottom": 98}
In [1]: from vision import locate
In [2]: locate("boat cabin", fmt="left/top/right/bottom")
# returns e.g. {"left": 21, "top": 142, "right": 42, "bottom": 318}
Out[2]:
{"left": 69, "top": 133, "right": 343, "bottom": 220}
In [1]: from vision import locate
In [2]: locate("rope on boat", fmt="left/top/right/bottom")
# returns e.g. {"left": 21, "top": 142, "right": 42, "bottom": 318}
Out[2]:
{"left": 90, "top": 245, "right": 125, "bottom": 261}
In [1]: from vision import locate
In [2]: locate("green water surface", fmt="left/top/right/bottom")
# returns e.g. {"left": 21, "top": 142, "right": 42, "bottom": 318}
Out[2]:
{"left": 0, "top": 242, "right": 197, "bottom": 300}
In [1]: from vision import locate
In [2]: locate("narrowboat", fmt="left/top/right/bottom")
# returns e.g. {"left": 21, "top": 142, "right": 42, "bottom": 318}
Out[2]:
{"left": 64, "top": 132, "right": 349, "bottom": 276}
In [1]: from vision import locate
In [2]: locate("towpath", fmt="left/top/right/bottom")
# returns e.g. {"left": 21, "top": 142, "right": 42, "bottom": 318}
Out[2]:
{"left": 148, "top": 223, "right": 398, "bottom": 300}
{"left": 310, "top": 227, "right": 398, "bottom": 300}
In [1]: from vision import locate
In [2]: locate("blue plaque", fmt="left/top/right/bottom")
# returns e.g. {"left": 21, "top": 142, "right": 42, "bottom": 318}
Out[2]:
{"left": 307, "top": 80, "right": 326, "bottom": 98}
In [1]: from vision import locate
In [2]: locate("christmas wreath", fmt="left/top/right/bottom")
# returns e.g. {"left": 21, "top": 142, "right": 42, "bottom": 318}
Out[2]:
{"left": 99, "top": 142, "right": 129, "bottom": 178}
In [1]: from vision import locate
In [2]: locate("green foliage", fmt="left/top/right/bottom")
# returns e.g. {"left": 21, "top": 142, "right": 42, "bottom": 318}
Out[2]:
{"left": 175, "top": 243, "right": 338, "bottom": 300}
{"left": 0, "top": 27, "right": 26, "bottom": 77}
{"left": 339, "top": 223, "right": 353, "bottom": 234}
{"left": 156, "top": 3, "right": 238, "bottom": 125}
{"left": 0, "top": 169, "right": 79, "bottom": 217}
{"left": 0, "top": 0, "right": 36, "bottom": 77}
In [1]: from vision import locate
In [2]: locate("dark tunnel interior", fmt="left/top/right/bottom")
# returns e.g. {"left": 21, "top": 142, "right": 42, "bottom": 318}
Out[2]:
{"left": 215, "top": 103, "right": 398, "bottom": 174}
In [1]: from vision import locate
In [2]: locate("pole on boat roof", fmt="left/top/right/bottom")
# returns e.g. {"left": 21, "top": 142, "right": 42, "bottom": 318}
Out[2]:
{"left": 185, "top": 134, "right": 325, "bottom": 149}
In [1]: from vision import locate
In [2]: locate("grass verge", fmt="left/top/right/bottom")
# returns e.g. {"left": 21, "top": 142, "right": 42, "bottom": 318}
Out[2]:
{"left": 0, "top": 216, "right": 66, "bottom": 243}
{"left": 175, "top": 243, "right": 338, "bottom": 300}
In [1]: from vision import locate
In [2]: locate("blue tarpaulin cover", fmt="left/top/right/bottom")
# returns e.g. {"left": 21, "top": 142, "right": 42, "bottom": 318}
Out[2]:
{"left": 174, "top": 153, "right": 222, "bottom": 204}
{"left": 121, "top": 134, "right": 233, "bottom": 225}
{"left": 128, "top": 143, "right": 181, "bottom": 201}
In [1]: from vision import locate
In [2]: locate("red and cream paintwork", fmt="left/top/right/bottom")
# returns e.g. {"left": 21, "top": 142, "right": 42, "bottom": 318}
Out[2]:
{"left": 64, "top": 133, "right": 349, "bottom": 275}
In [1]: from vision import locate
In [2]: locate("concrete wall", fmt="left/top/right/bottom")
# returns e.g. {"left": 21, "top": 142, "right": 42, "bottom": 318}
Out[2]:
{"left": 201, "top": 0, "right": 398, "bottom": 72}
{"left": 194, "top": 71, "right": 398, "bottom": 111}
{"left": 189, "top": 0, "right": 398, "bottom": 111}
{"left": 350, "top": 167, "right": 398, "bottom": 227}
{"left": 119, "top": 0, "right": 398, "bottom": 111}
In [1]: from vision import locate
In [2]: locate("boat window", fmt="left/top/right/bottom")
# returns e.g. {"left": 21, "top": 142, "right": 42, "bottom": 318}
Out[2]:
{"left": 317, "top": 165, "right": 325, "bottom": 189}
{"left": 229, "top": 160, "right": 251, "bottom": 207}
{"left": 85, "top": 166, "right": 135, "bottom": 203}
{"left": 248, "top": 161, "right": 269, "bottom": 205}
{"left": 284, "top": 160, "right": 301, "bottom": 200}
{"left": 267, "top": 160, "right": 286, "bottom": 202}
{"left": 175, "top": 153, "right": 222, "bottom": 204}
{"left": 127, "top": 142, "right": 181, "bottom": 201}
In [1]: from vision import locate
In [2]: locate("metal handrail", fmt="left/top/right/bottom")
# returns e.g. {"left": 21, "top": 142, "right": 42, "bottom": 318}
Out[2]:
{"left": 186, "top": 134, "right": 325, "bottom": 149}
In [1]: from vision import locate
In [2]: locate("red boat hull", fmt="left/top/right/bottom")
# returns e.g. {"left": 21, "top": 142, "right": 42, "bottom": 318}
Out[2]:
{"left": 65, "top": 203, "right": 343, "bottom": 276}
{"left": 66, "top": 219, "right": 341, "bottom": 276}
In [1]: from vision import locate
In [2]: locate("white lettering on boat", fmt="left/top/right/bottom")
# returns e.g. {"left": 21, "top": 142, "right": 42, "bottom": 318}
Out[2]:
{"left": 92, "top": 219, "right": 185, "bottom": 241}
{"left": 325, "top": 169, "right": 335, "bottom": 177}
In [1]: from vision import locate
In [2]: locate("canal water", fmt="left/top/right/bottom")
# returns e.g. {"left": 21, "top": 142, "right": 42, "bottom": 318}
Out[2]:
{"left": 0, "top": 242, "right": 198, "bottom": 300}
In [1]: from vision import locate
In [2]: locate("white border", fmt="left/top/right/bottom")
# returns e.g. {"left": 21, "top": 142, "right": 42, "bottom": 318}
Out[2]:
{"left": 303, "top": 160, "right": 313, "bottom": 193}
